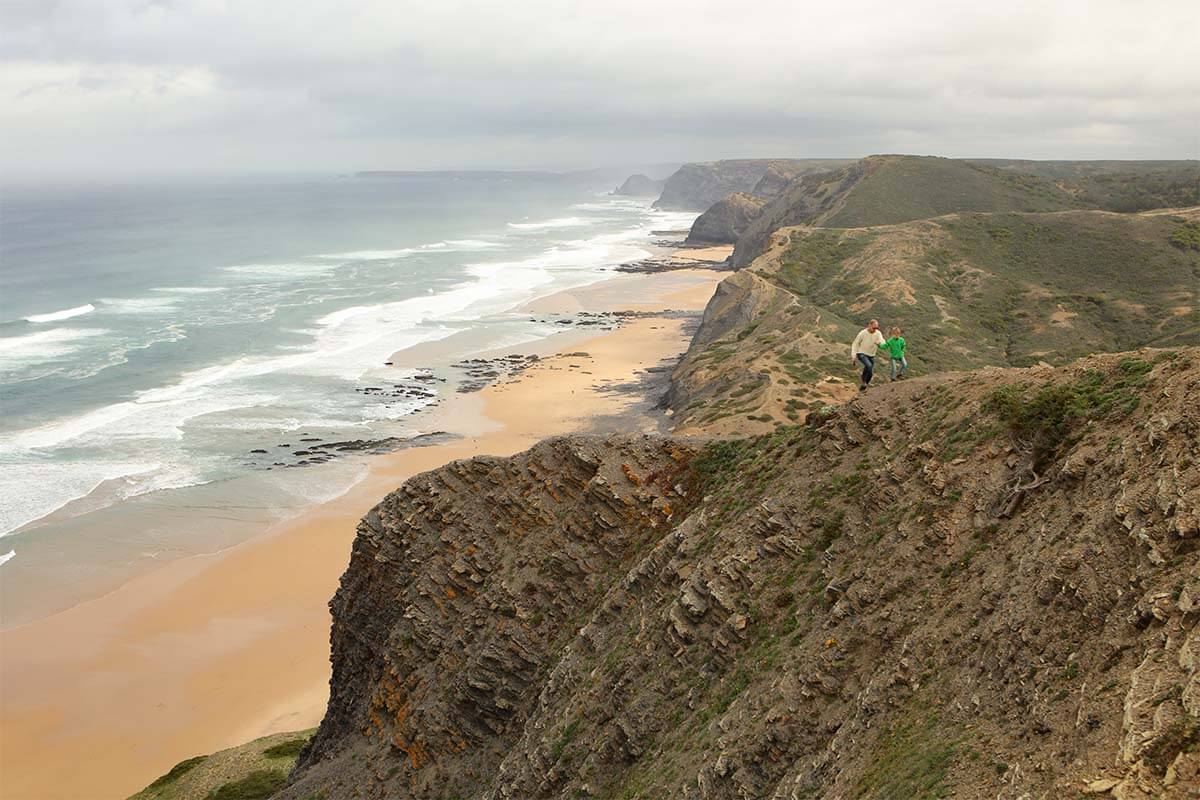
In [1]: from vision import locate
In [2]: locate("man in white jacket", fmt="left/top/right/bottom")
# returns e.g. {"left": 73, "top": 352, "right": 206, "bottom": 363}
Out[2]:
{"left": 851, "top": 319, "right": 887, "bottom": 391}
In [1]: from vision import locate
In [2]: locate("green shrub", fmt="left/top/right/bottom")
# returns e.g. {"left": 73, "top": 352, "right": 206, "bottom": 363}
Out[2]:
{"left": 263, "top": 736, "right": 309, "bottom": 759}
{"left": 209, "top": 769, "right": 288, "bottom": 800}
{"left": 144, "top": 755, "right": 207, "bottom": 791}
{"left": 852, "top": 710, "right": 957, "bottom": 798}
{"left": 985, "top": 364, "right": 1149, "bottom": 468}
{"left": 1169, "top": 222, "right": 1200, "bottom": 251}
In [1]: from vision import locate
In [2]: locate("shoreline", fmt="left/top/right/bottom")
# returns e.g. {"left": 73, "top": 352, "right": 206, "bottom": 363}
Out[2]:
{"left": 0, "top": 266, "right": 724, "bottom": 800}
{"left": 0, "top": 239, "right": 727, "bottom": 629}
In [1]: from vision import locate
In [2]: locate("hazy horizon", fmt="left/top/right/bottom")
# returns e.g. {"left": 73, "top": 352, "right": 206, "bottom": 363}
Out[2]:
{"left": 2, "top": 0, "right": 1198, "bottom": 179}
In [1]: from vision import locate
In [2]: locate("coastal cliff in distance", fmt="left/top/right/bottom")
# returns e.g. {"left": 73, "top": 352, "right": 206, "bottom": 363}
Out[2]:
{"left": 614, "top": 174, "right": 667, "bottom": 197}
{"left": 684, "top": 192, "right": 764, "bottom": 244}
{"left": 652, "top": 159, "right": 851, "bottom": 211}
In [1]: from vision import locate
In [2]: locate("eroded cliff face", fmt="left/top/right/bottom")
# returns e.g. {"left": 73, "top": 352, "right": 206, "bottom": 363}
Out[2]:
{"left": 285, "top": 351, "right": 1199, "bottom": 799}
{"left": 660, "top": 266, "right": 846, "bottom": 437}
{"left": 615, "top": 174, "right": 667, "bottom": 197}
{"left": 730, "top": 159, "right": 872, "bottom": 268}
{"left": 284, "top": 435, "right": 697, "bottom": 799}
{"left": 653, "top": 160, "right": 851, "bottom": 212}
{"left": 685, "top": 193, "right": 766, "bottom": 245}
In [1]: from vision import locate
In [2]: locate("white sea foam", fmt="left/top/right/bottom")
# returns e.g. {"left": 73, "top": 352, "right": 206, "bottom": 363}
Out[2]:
{"left": 99, "top": 296, "right": 181, "bottom": 314}
{"left": 59, "top": 323, "right": 189, "bottom": 382}
{"left": 224, "top": 262, "right": 339, "bottom": 278}
{"left": 316, "top": 247, "right": 418, "bottom": 260}
{"left": 0, "top": 328, "right": 109, "bottom": 371}
{"left": 151, "top": 286, "right": 227, "bottom": 294}
{"left": 0, "top": 550, "right": 14, "bottom": 567}
{"left": 571, "top": 198, "right": 651, "bottom": 211}
{"left": 443, "top": 239, "right": 503, "bottom": 250}
{"left": 24, "top": 303, "right": 96, "bottom": 323}
{"left": 506, "top": 216, "right": 590, "bottom": 230}
{"left": 317, "top": 239, "right": 503, "bottom": 260}
{"left": 1, "top": 198, "right": 700, "bottom": 541}
{"left": 0, "top": 459, "right": 166, "bottom": 536}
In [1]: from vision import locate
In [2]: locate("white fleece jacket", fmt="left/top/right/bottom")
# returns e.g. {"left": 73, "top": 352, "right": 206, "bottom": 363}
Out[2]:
{"left": 851, "top": 328, "right": 886, "bottom": 359}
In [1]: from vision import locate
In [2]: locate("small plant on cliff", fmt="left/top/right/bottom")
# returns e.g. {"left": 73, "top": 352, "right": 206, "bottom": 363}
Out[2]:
{"left": 551, "top": 718, "right": 582, "bottom": 762}
{"left": 143, "top": 755, "right": 207, "bottom": 792}
{"left": 263, "top": 736, "right": 309, "bottom": 759}
{"left": 209, "top": 769, "right": 288, "bottom": 800}
{"left": 1169, "top": 221, "right": 1200, "bottom": 251}
{"left": 852, "top": 707, "right": 957, "bottom": 799}
{"left": 984, "top": 360, "right": 1150, "bottom": 468}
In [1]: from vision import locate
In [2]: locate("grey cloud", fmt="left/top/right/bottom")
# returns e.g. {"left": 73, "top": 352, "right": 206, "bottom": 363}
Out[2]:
{"left": 1, "top": 0, "right": 1197, "bottom": 176}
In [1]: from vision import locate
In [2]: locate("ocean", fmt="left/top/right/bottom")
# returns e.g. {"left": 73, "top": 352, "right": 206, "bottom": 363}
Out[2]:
{"left": 0, "top": 172, "right": 694, "bottom": 624}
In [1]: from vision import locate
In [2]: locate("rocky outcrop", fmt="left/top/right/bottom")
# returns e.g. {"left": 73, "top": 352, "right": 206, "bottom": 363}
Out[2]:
{"left": 653, "top": 159, "right": 850, "bottom": 211}
{"left": 684, "top": 193, "right": 765, "bottom": 245}
{"left": 657, "top": 267, "right": 825, "bottom": 434}
{"left": 731, "top": 159, "right": 871, "bottom": 267}
{"left": 614, "top": 174, "right": 667, "bottom": 197}
{"left": 284, "top": 436, "right": 697, "bottom": 800}
{"left": 750, "top": 163, "right": 808, "bottom": 198}
{"left": 283, "top": 350, "right": 1200, "bottom": 799}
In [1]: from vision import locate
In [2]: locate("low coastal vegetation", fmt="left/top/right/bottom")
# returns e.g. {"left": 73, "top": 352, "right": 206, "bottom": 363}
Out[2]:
{"left": 128, "top": 730, "right": 314, "bottom": 800}
{"left": 975, "top": 159, "right": 1200, "bottom": 212}
{"left": 668, "top": 202, "right": 1198, "bottom": 433}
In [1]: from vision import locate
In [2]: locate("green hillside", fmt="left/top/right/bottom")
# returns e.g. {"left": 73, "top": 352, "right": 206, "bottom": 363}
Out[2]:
{"left": 972, "top": 159, "right": 1200, "bottom": 212}
{"left": 732, "top": 155, "right": 1200, "bottom": 268}
{"left": 820, "top": 156, "right": 1078, "bottom": 227}
{"left": 673, "top": 207, "right": 1200, "bottom": 432}
{"left": 732, "top": 155, "right": 1081, "bottom": 267}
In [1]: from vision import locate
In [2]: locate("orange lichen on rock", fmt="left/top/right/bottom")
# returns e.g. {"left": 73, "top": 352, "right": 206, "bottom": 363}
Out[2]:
{"left": 390, "top": 734, "right": 430, "bottom": 770}
{"left": 621, "top": 463, "right": 643, "bottom": 485}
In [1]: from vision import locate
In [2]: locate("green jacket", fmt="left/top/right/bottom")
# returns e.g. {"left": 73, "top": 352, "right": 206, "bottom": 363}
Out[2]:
{"left": 883, "top": 336, "right": 906, "bottom": 358}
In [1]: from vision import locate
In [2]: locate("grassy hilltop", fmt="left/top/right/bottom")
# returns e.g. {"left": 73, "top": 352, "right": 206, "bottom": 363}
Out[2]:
{"left": 731, "top": 155, "right": 1200, "bottom": 267}
{"left": 669, "top": 206, "right": 1199, "bottom": 434}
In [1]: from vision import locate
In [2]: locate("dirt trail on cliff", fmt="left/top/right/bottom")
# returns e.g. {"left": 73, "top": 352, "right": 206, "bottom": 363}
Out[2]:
{"left": 282, "top": 348, "right": 1199, "bottom": 799}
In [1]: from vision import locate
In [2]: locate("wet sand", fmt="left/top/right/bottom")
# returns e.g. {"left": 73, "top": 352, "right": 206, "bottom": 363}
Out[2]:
{"left": 0, "top": 268, "right": 722, "bottom": 800}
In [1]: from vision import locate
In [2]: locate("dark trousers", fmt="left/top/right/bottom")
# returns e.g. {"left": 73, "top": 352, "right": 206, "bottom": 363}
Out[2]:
{"left": 856, "top": 353, "right": 875, "bottom": 385}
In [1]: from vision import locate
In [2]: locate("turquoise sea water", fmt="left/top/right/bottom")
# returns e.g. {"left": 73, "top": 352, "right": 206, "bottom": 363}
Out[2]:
{"left": 0, "top": 172, "right": 693, "bottom": 622}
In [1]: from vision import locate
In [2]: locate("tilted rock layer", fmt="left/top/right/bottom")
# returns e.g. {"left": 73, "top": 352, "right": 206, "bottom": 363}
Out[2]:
{"left": 615, "top": 174, "right": 667, "bottom": 197}
{"left": 653, "top": 159, "right": 851, "bottom": 211}
{"left": 686, "top": 193, "right": 766, "bottom": 245}
{"left": 286, "top": 350, "right": 1200, "bottom": 799}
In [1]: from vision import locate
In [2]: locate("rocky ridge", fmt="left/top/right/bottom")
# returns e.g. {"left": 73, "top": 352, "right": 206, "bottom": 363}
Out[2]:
{"left": 615, "top": 174, "right": 668, "bottom": 197}
{"left": 729, "top": 156, "right": 1200, "bottom": 269}
{"left": 653, "top": 160, "right": 851, "bottom": 212}
{"left": 282, "top": 349, "right": 1200, "bottom": 799}
{"left": 685, "top": 193, "right": 766, "bottom": 245}
{"left": 666, "top": 206, "right": 1199, "bottom": 435}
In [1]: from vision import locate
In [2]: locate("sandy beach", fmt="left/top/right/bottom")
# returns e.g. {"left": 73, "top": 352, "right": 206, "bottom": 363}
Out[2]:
{"left": 0, "top": 267, "right": 723, "bottom": 800}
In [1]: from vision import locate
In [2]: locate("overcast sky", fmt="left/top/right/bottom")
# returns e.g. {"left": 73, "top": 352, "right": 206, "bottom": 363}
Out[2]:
{"left": 2, "top": 0, "right": 1197, "bottom": 176}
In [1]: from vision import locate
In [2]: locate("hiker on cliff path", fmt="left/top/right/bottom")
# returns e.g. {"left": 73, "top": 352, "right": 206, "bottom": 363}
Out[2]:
{"left": 851, "top": 319, "right": 887, "bottom": 391}
{"left": 883, "top": 326, "right": 908, "bottom": 380}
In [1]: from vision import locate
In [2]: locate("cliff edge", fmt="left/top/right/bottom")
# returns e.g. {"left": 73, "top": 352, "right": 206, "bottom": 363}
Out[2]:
{"left": 283, "top": 350, "right": 1200, "bottom": 799}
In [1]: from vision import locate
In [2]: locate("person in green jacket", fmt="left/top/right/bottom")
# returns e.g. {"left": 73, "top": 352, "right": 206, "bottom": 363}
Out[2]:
{"left": 884, "top": 326, "right": 908, "bottom": 380}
